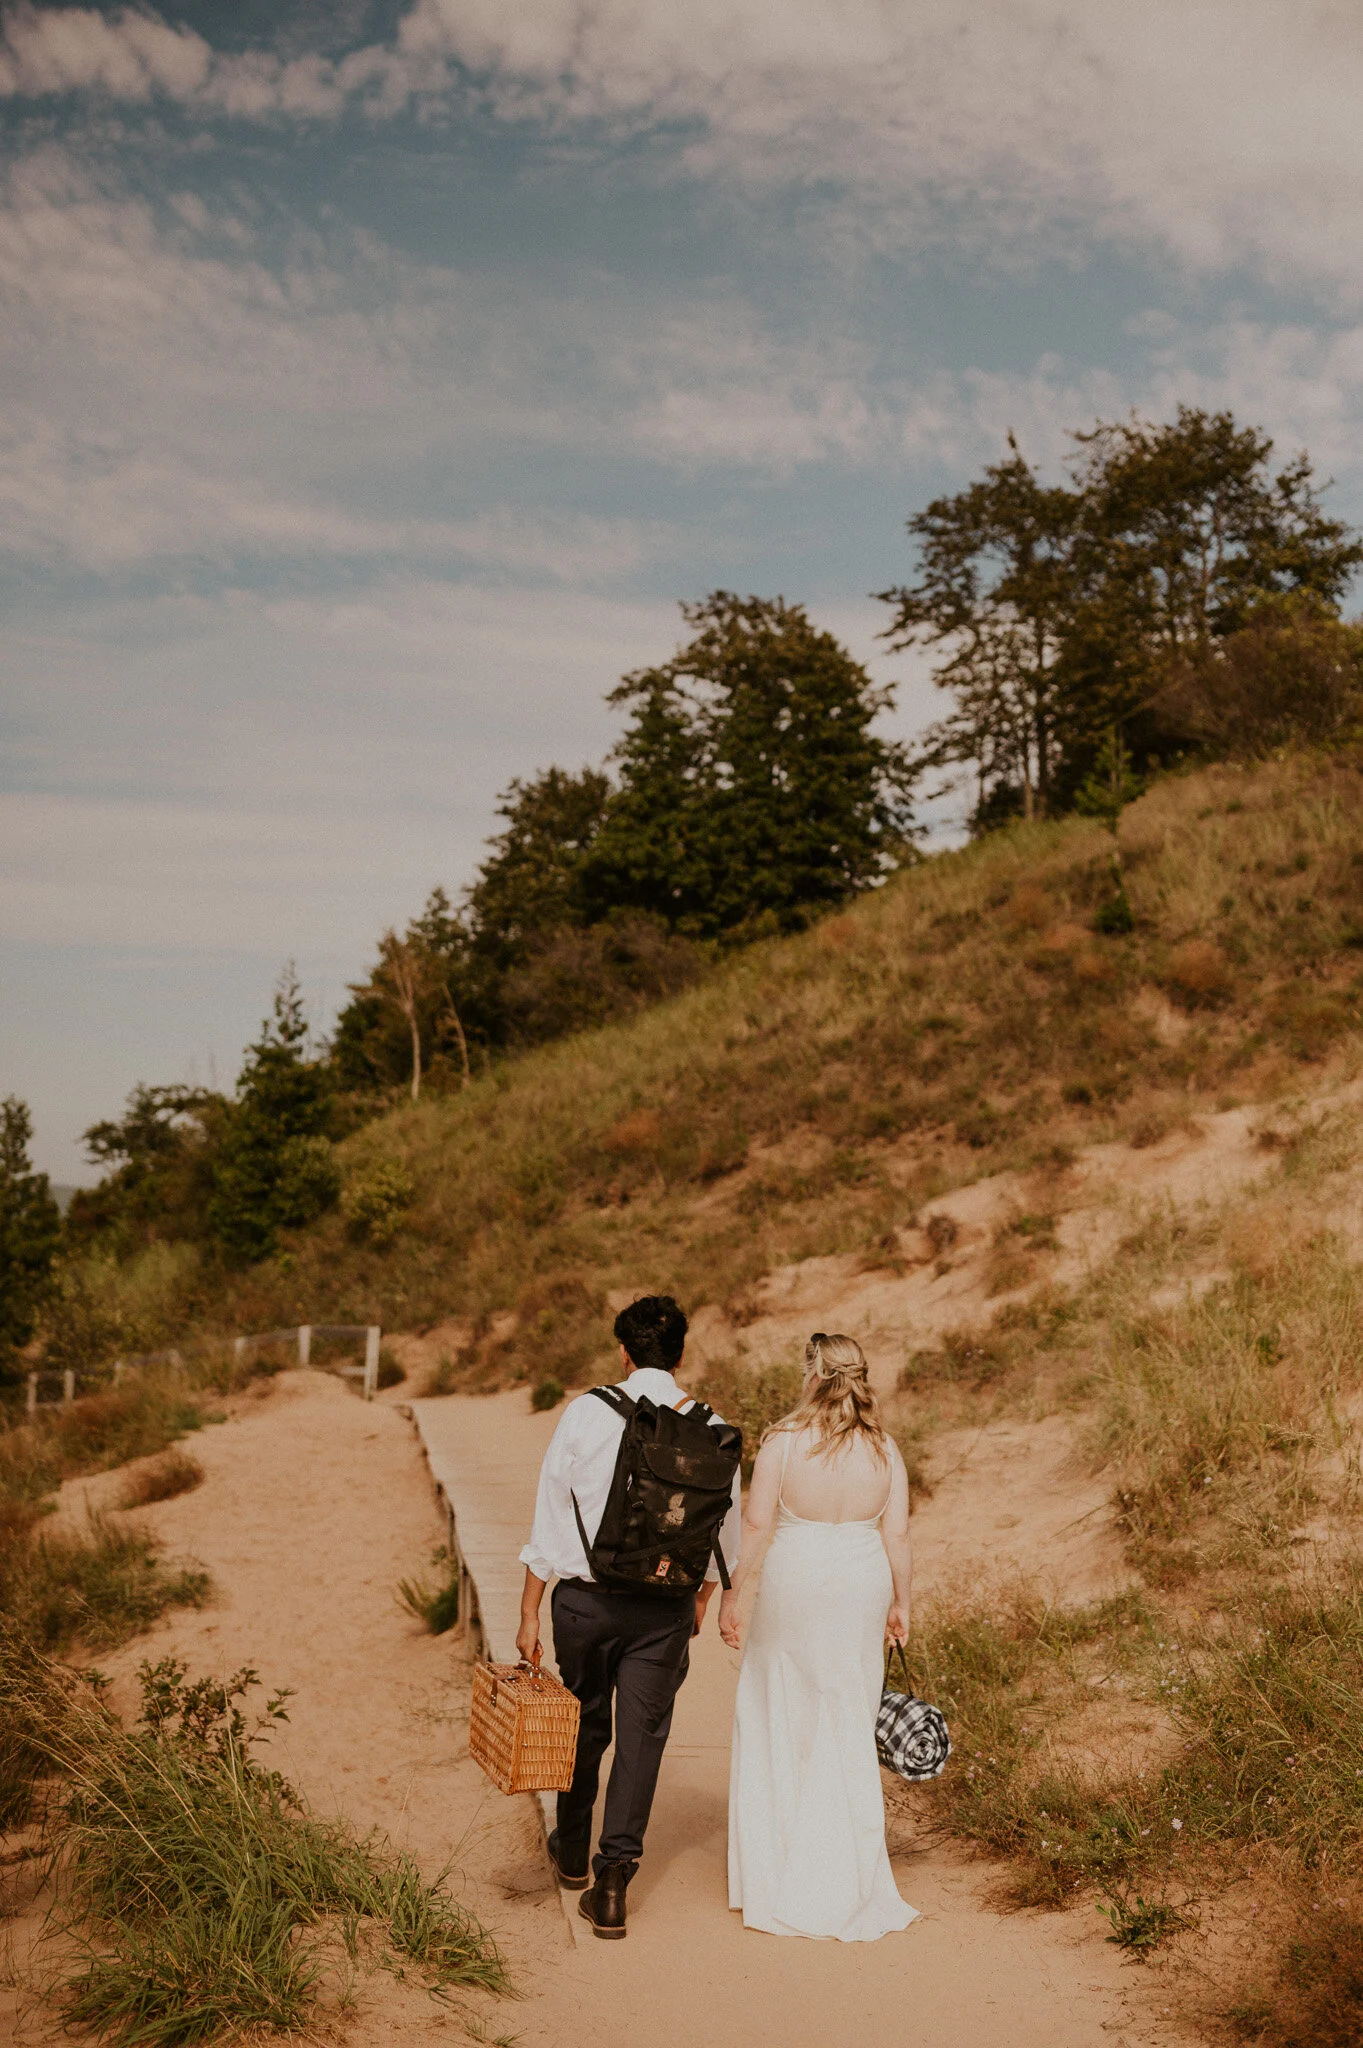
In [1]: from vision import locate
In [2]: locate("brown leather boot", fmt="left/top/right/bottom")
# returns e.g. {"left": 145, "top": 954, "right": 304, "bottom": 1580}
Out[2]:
{"left": 578, "top": 1861, "right": 630, "bottom": 1939}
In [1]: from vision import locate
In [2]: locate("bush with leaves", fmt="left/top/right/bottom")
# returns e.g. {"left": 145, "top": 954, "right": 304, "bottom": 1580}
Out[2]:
{"left": 341, "top": 1161, "right": 415, "bottom": 1247}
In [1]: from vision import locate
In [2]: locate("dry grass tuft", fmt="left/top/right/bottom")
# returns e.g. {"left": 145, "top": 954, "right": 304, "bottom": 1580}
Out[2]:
{"left": 117, "top": 1448, "right": 204, "bottom": 1510}
{"left": 1231, "top": 1899, "right": 1363, "bottom": 2047}
{"left": 1167, "top": 937, "right": 1232, "bottom": 1004}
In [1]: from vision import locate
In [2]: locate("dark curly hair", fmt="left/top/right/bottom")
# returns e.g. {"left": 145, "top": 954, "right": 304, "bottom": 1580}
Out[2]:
{"left": 613, "top": 1294, "right": 688, "bottom": 1372}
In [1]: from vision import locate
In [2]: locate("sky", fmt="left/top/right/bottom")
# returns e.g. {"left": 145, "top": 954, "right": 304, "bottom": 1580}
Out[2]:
{"left": 3, "top": 1, "right": 1363, "bottom": 1184}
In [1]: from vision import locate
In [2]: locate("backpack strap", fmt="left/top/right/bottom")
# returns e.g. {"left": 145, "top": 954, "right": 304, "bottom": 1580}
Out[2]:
{"left": 587, "top": 1384, "right": 636, "bottom": 1418}
{"left": 570, "top": 1388, "right": 635, "bottom": 1572}
{"left": 570, "top": 1489, "right": 596, "bottom": 1568}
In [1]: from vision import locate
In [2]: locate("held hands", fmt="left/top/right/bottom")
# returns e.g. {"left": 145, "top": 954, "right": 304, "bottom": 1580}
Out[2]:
{"left": 884, "top": 1604, "right": 910, "bottom": 1648}
{"left": 718, "top": 1589, "right": 741, "bottom": 1650}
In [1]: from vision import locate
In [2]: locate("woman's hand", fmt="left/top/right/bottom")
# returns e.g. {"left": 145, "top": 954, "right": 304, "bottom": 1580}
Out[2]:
{"left": 884, "top": 1603, "right": 910, "bottom": 1648}
{"left": 718, "top": 1590, "right": 742, "bottom": 1650}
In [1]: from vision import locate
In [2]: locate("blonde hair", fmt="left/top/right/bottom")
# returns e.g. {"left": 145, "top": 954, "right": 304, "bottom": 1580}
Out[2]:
{"left": 769, "top": 1333, "right": 888, "bottom": 1458}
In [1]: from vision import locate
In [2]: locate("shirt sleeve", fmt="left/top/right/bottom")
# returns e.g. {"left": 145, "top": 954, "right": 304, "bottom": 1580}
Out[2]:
{"left": 518, "top": 1404, "right": 582, "bottom": 1583}
{"left": 706, "top": 1462, "right": 743, "bottom": 1584}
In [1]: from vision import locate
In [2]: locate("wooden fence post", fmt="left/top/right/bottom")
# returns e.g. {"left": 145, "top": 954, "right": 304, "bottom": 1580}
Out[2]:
{"left": 113, "top": 1361, "right": 125, "bottom": 1386}
{"left": 233, "top": 1336, "right": 247, "bottom": 1375}
{"left": 26, "top": 1372, "right": 37, "bottom": 1418}
{"left": 62, "top": 1370, "right": 75, "bottom": 1404}
{"left": 363, "top": 1327, "right": 380, "bottom": 1402}
{"left": 297, "top": 1325, "right": 312, "bottom": 1368}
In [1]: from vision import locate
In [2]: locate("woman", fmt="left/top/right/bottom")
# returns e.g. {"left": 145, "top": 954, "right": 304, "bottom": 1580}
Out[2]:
{"left": 720, "top": 1332, "right": 918, "bottom": 1941}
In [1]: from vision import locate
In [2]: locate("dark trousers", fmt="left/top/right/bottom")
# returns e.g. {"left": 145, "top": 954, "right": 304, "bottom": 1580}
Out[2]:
{"left": 551, "top": 1578, "right": 695, "bottom": 1880}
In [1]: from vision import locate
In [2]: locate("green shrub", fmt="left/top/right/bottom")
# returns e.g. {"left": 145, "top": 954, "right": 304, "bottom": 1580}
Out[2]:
{"left": 0, "top": 1647, "right": 506, "bottom": 2044}
{"left": 1096, "top": 1887, "right": 1194, "bottom": 1956}
{"left": 341, "top": 1162, "right": 414, "bottom": 1248}
{"left": 530, "top": 1376, "right": 564, "bottom": 1412}
{"left": 396, "top": 1547, "right": 459, "bottom": 1634}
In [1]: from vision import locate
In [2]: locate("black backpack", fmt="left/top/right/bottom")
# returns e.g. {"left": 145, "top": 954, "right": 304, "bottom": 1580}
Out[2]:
{"left": 572, "top": 1387, "right": 742, "bottom": 1596}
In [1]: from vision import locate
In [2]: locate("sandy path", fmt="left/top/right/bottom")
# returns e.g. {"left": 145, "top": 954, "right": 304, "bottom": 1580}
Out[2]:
{"left": 418, "top": 1390, "right": 1195, "bottom": 2048}
{"left": 2, "top": 1370, "right": 564, "bottom": 2044}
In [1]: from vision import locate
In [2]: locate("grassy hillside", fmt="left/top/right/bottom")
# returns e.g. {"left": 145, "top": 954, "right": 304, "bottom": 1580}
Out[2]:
{"left": 195, "top": 748, "right": 1363, "bottom": 1377}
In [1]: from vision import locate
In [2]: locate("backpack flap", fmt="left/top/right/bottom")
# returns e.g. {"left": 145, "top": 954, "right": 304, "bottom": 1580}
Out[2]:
{"left": 574, "top": 1389, "right": 742, "bottom": 1596}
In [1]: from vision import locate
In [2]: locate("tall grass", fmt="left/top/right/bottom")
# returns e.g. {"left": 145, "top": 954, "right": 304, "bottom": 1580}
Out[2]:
{"left": 0, "top": 1515, "right": 210, "bottom": 1661}
{"left": 1230, "top": 1901, "right": 1363, "bottom": 2047}
{"left": 699, "top": 1356, "right": 802, "bottom": 1477}
{"left": 1093, "top": 1237, "right": 1363, "bottom": 1577}
{"left": 116, "top": 1448, "right": 204, "bottom": 1509}
{"left": 902, "top": 1582, "right": 1161, "bottom": 1907}
{"left": 1167, "top": 1570, "right": 1363, "bottom": 1868}
{"left": 396, "top": 1546, "right": 460, "bottom": 1634}
{"left": 0, "top": 1373, "right": 208, "bottom": 1512}
{"left": 0, "top": 1639, "right": 508, "bottom": 2044}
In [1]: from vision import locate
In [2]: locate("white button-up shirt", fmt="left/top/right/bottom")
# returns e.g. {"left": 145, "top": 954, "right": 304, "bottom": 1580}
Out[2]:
{"left": 519, "top": 1366, "right": 743, "bottom": 1586}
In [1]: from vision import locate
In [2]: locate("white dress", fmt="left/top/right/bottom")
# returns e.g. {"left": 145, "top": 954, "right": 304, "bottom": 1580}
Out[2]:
{"left": 727, "top": 1434, "right": 919, "bottom": 1941}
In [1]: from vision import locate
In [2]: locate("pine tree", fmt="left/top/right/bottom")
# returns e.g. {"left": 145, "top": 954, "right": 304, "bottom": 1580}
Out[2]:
{"left": 0, "top": 1096, "right": 63, "bottom": 1381}
{"left": 209, "top": 971, "right": 338, "bottom": 1264}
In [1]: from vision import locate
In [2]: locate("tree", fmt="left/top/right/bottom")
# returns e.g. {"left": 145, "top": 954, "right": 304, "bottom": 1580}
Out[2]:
{"left": 375, "top": 932, "right": 430, "bottom": 1103}
{"left": 587, "top": 593, "right": 916, "bottom": 936}
{"left": 465, "top": 768, "right": 612, "bottom": 967}
{"left": 877, "top": 439, "right": 1081, "bottom": 821}
{"left": 331, "top": 888, "right": 478, "bottom": 1098}
{"left": 69, "top": 1084, "right": 225, "bottom": 1253}
{"left": 0, "top": 1096, "right": 62, "bottom": 1381}
{"left": 879, "top": 408, "right": 1363, "bottom": 827}
{"left": 1153, "top": 592, "right": 1363, "bottom": 757}
{"left": 209, "top": 970, "right": 338, "bottom": 1265}
{"left": 1074, "top": 407, "right": 1362, "bottom": 661}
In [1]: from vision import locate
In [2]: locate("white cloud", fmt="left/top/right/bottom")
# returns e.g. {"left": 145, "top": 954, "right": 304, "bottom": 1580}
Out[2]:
{"left": 5, "top": 3, "right": 1363, "bottom": 296}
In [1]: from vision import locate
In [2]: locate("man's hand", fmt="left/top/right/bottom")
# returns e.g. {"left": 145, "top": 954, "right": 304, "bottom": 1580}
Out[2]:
{"left": 516, "top": 1618, "right": 542, "bottom": 1664}
{"left": 693, "top": 1581, "right": 717, "bottom": 1638}
{"left": 718, "top": 1589, "right": 741, "bottom": 1650}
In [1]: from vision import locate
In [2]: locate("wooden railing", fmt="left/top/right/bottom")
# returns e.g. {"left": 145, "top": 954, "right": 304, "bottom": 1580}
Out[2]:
{"left": 21, "top": 1323, "right": 383, "bottom": 1415}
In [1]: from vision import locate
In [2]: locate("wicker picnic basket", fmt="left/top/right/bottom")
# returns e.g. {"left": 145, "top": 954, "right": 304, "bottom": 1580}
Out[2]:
{"left": 469, "top": 1648, "right": 580, "bottom": 1794}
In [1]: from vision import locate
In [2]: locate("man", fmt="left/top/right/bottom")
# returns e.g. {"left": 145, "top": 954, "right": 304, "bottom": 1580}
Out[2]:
{"left": 517, "top": 1293, "right": 741, "bottom": 1940}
